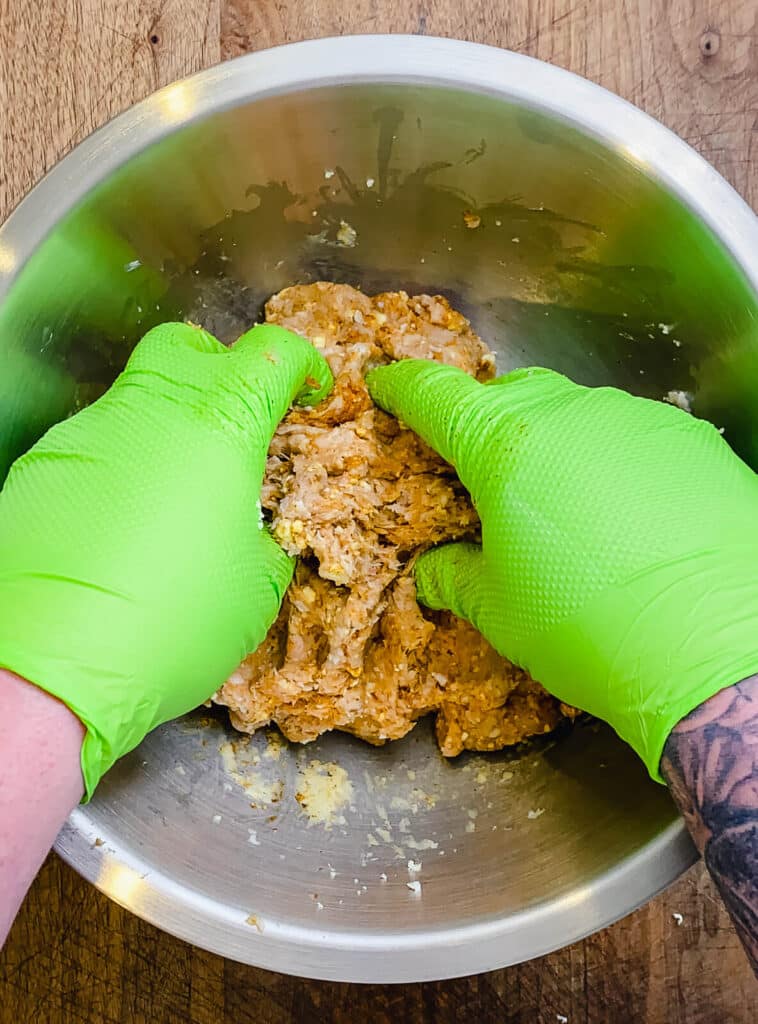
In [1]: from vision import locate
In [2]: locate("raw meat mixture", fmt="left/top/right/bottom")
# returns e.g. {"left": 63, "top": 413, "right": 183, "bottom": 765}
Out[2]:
{"left": 213, "top": 283, "right": 574, "bottom": 755}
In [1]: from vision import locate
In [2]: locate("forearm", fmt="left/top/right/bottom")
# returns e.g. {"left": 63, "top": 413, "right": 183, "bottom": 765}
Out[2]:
{"left": 661, "top": 674, "right": 758, "bottom": 973}
{"left": 0, "top": 669, "right": 84, "bottom": 945}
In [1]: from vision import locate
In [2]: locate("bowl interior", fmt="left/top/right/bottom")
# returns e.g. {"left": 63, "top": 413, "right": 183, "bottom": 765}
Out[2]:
{"left": 4, "top": 69, "right": 756, "bottom": 978}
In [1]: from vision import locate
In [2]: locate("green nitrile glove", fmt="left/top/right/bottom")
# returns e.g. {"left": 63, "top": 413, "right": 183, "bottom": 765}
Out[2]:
{"left": 367, "top": 361, "right": 758, "bottom": 780}
{"left": 0, "top": 322, "right": 332, "bottom": 799}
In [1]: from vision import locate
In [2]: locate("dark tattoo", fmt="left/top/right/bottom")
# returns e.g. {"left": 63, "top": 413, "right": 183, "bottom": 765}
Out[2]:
{"left": 661, "top": 676, "right": 758, "bottom": 974}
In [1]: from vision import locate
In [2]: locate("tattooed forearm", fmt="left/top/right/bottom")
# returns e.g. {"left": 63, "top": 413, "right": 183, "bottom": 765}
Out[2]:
{"left": 661, "top": 675, "right": 758, "bottom": 973}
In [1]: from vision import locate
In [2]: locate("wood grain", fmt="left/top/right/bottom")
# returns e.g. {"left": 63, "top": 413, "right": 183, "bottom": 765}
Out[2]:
{"left": 220, "top": 0, "right": 758, "bottom": 210}
{"left": 0, "top": 0, "right": 220, "bottom": 219}
{"left": 1, "top": 1, "right": 757, "bottom": 1021}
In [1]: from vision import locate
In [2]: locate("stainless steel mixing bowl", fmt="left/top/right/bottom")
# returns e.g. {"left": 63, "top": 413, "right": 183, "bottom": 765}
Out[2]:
{"left": 2, "top": 36, "right": 758, "bottom": 983}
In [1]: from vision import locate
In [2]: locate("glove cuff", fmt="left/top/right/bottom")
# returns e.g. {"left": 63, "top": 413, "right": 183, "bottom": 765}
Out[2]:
{"left": 523, "top": 544, "right": 758, "bottom": 780}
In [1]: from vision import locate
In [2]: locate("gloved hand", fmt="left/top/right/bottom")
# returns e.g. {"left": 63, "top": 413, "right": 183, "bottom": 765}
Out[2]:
{"left": 367, "top": 362, "right": 758, "bottom": 780}
{"left": 0, "top": 322, "right": 332, "bottom": 799}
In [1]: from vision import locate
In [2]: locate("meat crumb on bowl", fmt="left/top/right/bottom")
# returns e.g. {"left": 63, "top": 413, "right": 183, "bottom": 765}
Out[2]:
{"left": 213, "top": 283, "right": 577, "bottom": 755}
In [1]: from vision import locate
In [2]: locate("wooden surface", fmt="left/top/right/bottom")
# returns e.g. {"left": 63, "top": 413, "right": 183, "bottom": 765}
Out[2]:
{"left": 0, "top": 1, "right": 757, "bottom": 1021}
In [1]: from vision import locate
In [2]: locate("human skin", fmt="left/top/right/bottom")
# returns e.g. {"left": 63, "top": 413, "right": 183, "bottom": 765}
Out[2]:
{"left": 661, "top": 674, "right": 758, "bottom": 973}
{"left": 0, "top": 670, "right": 84, "bottom": 944}
{"left": 2, "top": 667, "right": 757, "bottom": 976}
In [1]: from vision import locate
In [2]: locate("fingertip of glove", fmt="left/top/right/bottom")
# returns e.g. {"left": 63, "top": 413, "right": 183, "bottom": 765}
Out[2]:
{"left": 414, "top": 557, "right": 442, "bottom": 610}
{"left": 134, "top": 321, "right": 224, "bottom": 357}
{"left": 265, "top": 533, "right": 296, "bottom": 595}
{"left": 364, "top": 363, "right": 394, "bottom": 409}
{"left": 233, "top": 322, "right": 303, "bottom": 354}
{"left": 414, "top": 543, "right": 465, "bottom": 609}
{"left": 293, "top": 357, "right": 333, "bottom": 408}
{"left": 233, "top": 324, "right": 333, "bottom": 407}
{"left": 366, "top": 359, "right": 473, "bottom": 412}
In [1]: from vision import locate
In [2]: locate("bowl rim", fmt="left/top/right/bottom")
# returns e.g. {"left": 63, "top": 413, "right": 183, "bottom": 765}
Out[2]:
{"left": 2, "top": 35, "right": 758, "bottom": 294}
{"left": 4, "top": 33, "right": 740, "bottom": 980}
{"left": 57, "top": 808, "right": 695, "bottom": 982}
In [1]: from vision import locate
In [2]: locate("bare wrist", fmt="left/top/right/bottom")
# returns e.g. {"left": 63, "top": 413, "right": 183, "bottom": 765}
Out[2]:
{"left": 0, "top": 669, "right": 86, "bottom": 790}
{"left": 0, "top": 668, "right": 85, "bottom": 944}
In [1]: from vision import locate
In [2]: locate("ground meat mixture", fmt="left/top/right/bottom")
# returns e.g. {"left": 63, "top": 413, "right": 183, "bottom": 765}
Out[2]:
{"left": 213, "top": 283, "right": 575, "bottom": 755}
